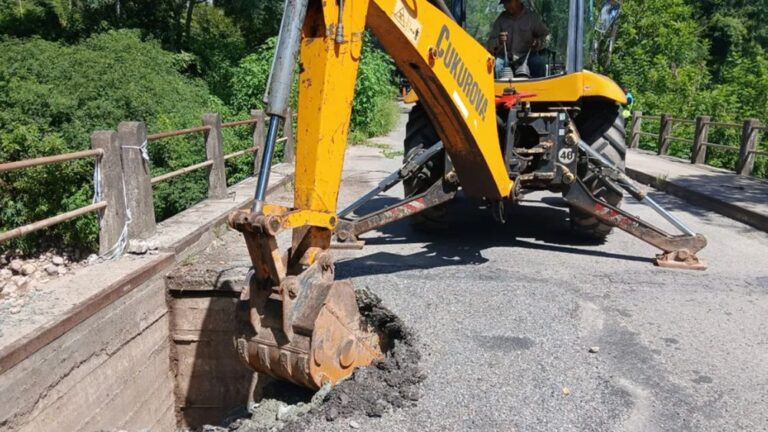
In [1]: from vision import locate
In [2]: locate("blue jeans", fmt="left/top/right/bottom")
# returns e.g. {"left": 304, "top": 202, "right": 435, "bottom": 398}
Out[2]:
{"left": 495, "top": 52, "right": 546, "bottom": 78}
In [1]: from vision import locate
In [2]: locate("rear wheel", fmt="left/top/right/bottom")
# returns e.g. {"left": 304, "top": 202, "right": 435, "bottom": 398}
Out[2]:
{"left": 570, "top": 100, "right": 627, "bottom": 239}
{"left": 403, "top": 103, "right": 449, "bottom": 230}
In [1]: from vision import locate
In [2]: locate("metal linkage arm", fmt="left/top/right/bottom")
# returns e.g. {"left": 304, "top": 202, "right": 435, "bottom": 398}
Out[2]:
{"left": 335, "top": 178, "right": 457, "bottom": 244}
{"left": 577, "top": 140, "right": 695, "bottom": 236}
{"left": 338, "top": 142, "right": 444, "bottom": 217}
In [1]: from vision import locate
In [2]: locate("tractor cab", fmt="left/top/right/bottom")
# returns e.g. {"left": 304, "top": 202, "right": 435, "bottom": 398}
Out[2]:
{"left": 448, "top": 0, "right": 622, "bottom": 81}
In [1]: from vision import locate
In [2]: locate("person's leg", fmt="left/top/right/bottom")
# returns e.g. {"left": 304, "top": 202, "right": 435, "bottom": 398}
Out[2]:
{"left": 528, "top": 52, "right": 546, "bottom": 77}
{"left": 495, "top": 56, "right": 506, "bottom": 78}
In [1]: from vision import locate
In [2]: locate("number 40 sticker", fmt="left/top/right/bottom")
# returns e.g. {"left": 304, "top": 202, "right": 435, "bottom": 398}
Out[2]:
{"left": 558, "top": 148, "right": 576, "bottom": 164}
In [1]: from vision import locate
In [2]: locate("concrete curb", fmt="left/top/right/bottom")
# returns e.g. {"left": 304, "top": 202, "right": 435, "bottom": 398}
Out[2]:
{"left": 151, "top": 164, "right": 295, "bottom": 257}
{"left": 0, "top": 166, "right": 295, "bottom": 377}
{"left": 625, "top": 167, "right": 768, "bottom": 233}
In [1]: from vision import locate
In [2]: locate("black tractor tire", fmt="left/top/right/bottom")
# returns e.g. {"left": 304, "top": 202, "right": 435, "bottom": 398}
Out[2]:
{"left": 403, "top": 103, "right": 449, "bottom": 230}
{"left": 570, "top": 100, "right": 627, "bottom": 239}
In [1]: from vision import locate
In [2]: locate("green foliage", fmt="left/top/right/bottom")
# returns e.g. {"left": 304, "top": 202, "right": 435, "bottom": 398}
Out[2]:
{"left": 606, "top": 0, "right": 711, "bottom": 117}
{"left": 605, "top": 0, "right": 767, "bottom": 177}
{"left": 464, "top": 0, "right": 501, "bottom": 39}
{"left": 186, "top": 5, "right": 247, "bottom": 102}
{"left": 351, "top": 34, "right": 399, "bottom": 140}
{"left": 0, "top": 30, "right": 240, "bottom": 252}
{"left": 230, "top": 37, "right": 280, "bottom": 113}
{"left": 231, "top": 34, "right": 398, "bottom": 143}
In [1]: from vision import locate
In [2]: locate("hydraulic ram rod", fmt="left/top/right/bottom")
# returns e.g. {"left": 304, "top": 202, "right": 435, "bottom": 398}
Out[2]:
{"left": 252, "top": 0, "right": 309, "bottom": 213}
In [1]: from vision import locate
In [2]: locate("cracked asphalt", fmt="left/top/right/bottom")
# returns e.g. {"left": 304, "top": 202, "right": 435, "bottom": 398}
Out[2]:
{"left": 238, "top": 110, "right": 768, "bottom": 431}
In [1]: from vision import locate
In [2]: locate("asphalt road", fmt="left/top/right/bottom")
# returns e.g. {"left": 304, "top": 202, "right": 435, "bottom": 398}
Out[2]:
{"left": 233, "top": 113, "right": 768, "bottom": 431}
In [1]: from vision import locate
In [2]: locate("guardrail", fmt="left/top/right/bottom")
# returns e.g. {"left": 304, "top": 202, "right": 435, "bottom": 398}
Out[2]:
{"left": 629, "top": 111, "right": 765, "bottom": 176}
{"left": 0, "top": 109, "right": 294, "bottom": 257}
{"left": 0, "top": 150, "right": 107, "bottom": 243}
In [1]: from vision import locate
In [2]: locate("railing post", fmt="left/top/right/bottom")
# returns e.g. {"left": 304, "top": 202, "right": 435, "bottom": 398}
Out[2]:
{"left": 691, "top": 115, "right": 710, "bottom": 165}
{"left": 629, "top": 110, "right": 642, "bottom": 149}
{"left": 658, "top": 114, "right": 672, "bottom": 155}
{"left": 283, "top": 107, "right": 295, "bottom": 164}
{"left": 91, "top": 131, "right": 126, "bottom": 255}
{"left": 118, "top": 121, "right": 156, "bottom": 240}
{"left": 251, "top": 109, "right": 265, "bottom": 176}
{"left": 738, "top": 118, "right": 760, "bottom": 176}
{"left": 203, "top": 113, "right": 227, "bottom": 199}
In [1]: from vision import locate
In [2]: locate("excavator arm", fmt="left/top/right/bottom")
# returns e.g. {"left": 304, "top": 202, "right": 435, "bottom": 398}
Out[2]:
{"left": 227, "top": 0, "right": 506, "bottom": 389}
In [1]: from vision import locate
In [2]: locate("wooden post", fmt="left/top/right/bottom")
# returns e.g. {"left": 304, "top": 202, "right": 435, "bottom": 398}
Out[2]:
{"left": 691, "top": 115, "right": 710, "bottom": 165}
{"left": 738, "top": 118, "right": 760, "bottom": 176}
{"left": 118, "top": 122, "right": 156, "bottom": 239}
{"left": 203, "top": 113, "right": 227, "bottom": 199}
{"left": 629, "top": 111, "right": 642, "bottom": 149}
{"left": 91, "top": 131, "right": 126, "bottom": 255}
{"left": 251, "top": 109, "right": 265, "bottom": 176}
{"left": 283, "top": 108, "right": 295, "bottom": 164}
{"left": 657, "top": 114, "right": 672, "bottom": 155}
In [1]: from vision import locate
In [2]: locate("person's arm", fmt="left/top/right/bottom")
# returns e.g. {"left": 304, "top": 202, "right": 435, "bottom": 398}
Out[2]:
{"left": 531, "top": 14, "right": 550, "bottom": 49}
{"left": 532, "top": 15, "right": 549, "bottom": 39}
{"left": 487, "top": 18, "right": 502, "bottom": 53}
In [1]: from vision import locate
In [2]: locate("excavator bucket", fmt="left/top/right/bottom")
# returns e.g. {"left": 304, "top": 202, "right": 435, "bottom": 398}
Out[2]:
{"left": 239, "top": 277, "right": 385, "bottom": 389}
{"left": 230, "top": 210, "right": 385, "bottom": 389}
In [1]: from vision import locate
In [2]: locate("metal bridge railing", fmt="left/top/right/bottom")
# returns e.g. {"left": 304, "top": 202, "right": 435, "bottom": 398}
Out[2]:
{"left": 0, "top": 149, "right": 107, "bottom": 243}
{"left": 0, "top": 109, "right": 295, "bottom": 258}
{"left": 629, "top": 111, "right": 765, "bottom": 176}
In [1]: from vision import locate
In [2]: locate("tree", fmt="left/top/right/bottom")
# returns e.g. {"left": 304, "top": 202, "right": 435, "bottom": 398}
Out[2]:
{"left": 0, "top": 30, "right": 237, "bottom": 251}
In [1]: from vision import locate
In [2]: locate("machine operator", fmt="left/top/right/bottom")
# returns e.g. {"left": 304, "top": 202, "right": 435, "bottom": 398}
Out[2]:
{"left": 487, "top": 0, "right": 550, "bottom": 78}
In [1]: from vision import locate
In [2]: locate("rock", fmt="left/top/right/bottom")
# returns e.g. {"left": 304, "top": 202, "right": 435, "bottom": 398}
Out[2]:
{"left": 45, "top": 264, "right": 59, "bottom": 276}
{"left": 349, "top": 420, "right": 360, "bottom": 429}
{"left": 58, "top": 267, "right": 68, "bottom": 275}
{"left": 9, "top": 260, "right": 23, "bottom": 273}
{"left": 87, "top": 254, "right": 99, "bottom": 265}
{"left": 589, "top": 346, "right": 600, "bottom": 353}
{"left": 371, "top": 399, "right": 388, "bottom": 417}
{"left": 325, "top": 407, "right": 339, "bottom": 421}
{"left": 563, "top": 387, "right": 571, "bottom": 396}
{"left": 20, "top": 264, "right": 36, "bottom": 276}
{"left": 52, "top": 256, "right": 64, "bottom": 265}
{"left": 3, "top": 283, "right": 17, "bottom": 296}
{"left": 0, "top": 269, "right": 12, "bottom": 280}
{"left": 11, "top": 276, "right": 29, "bottom": 290}
{"left": 10, "top": 307, "right": 21, "bottom": 314}
{"left": 127, "top": 240, "right": 149, "bottom": 255}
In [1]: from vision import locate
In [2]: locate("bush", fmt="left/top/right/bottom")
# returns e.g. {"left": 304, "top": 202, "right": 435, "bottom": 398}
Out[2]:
{"left": 0, "top": 30, "right": 244, "bottom": 252}
{"left": 231, "top": 33, "right": 399, "bottom": 143}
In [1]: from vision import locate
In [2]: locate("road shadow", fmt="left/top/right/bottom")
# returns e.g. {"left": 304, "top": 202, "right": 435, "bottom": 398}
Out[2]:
{"left": 336, "top": 192, "right": 652, "bottom": 279}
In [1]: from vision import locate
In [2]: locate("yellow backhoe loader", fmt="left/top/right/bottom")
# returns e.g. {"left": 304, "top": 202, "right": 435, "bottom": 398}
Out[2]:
{"left": 227, "top": 0, "right": 707, "bottom": 390}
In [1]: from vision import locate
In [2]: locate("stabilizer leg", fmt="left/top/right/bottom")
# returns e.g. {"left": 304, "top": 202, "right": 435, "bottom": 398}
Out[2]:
{"left": 564, "top": 140, "right": 708, "bottom": 270}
